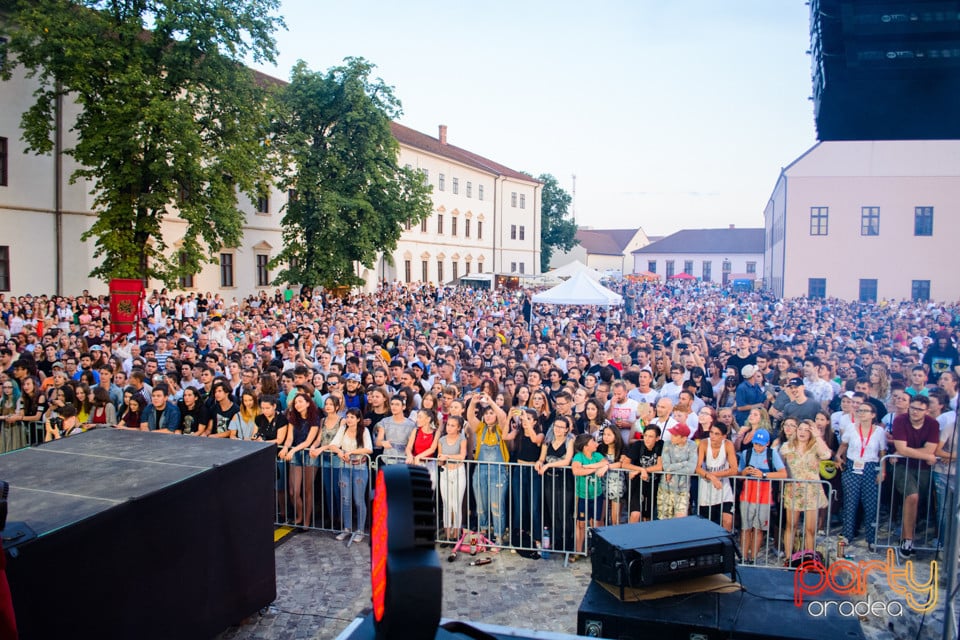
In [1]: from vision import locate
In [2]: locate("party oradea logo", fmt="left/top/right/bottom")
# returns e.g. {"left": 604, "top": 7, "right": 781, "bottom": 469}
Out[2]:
{"left": 794, "top": 549, "right": 937, "bottom": 617}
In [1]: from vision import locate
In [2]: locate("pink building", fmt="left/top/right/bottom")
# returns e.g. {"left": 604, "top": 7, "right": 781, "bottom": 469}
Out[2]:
{"left": 764, "top": 140, "right": 960, "bottom": 301}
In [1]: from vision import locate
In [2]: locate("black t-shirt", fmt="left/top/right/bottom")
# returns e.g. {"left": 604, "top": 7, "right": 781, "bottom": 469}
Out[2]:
{"left": 726, "top": 352, "right": 757, "bottom": 377}
{"left": 254, "top": 413, "right": 288, "bottom": 442}
{"left": 626, "top": 439, "right": 663, "bottom": 470}
{"left": 211, "top": 402, "right": 239, "bottom": 434}
{"left": 177, "top": 401, "right": 210, "bottom": 435}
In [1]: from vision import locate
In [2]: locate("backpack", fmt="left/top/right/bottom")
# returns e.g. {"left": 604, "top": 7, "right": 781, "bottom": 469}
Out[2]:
{"left": 739, "top": 446, "right": 776, "bottom": 474}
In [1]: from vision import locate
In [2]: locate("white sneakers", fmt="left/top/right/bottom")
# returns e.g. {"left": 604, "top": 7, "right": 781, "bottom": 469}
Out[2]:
{"left": 335, "top": 530, "right": 351, "bottom": 541}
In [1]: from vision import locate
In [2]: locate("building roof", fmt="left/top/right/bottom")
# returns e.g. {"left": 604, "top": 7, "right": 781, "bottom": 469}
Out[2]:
{"left": 783, "top": 140, "right": 960, "bottom": 178}
{"left": 575, "top": 228, "right": 641, "bottom": 256}
{"left": 390, "top": 122, "right": 538, "bottom": 184}
{"left": 632, "top": 228, "right": 764, "bottom": 255}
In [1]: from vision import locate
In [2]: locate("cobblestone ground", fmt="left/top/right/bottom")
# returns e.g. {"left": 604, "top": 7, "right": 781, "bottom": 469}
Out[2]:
{"left": 217, "top": 530, "right": 956, "bottom": 640}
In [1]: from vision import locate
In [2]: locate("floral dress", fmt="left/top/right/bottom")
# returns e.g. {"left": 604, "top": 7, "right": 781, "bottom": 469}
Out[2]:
{"left": 780, "top": 441, "right": 828, "bottom": 511}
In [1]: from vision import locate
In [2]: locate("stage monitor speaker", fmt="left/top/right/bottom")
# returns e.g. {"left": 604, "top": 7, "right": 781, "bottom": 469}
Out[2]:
{"left": 591, "top": 518, "right": 736, "bottom": 595}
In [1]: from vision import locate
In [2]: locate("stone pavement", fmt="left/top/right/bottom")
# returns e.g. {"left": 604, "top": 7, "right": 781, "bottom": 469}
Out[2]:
{"left": 217, "top": 529, "right": 956, "bottom": 640}
{"left": 217, "top": 530, "right": 593, "bottom": 640}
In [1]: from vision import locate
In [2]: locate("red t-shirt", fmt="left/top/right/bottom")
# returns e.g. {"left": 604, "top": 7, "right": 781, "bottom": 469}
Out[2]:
{"left": 412, "top": 428, "right": 436, "bottom": 457}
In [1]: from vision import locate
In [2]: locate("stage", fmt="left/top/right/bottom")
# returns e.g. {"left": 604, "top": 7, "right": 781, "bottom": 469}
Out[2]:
{"left": 1, "top": 429, "right": 277, "bottom": 640}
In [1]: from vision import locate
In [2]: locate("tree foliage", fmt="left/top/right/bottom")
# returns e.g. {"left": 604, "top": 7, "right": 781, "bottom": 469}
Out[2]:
{"left": 538, "top": 173, "right": 578, "bottom": 271}
{"left": 269, "top": 58, "right": 433, "bottom": 289}
{"left": 2, "top": 0, "right": 284, "bottom": 287}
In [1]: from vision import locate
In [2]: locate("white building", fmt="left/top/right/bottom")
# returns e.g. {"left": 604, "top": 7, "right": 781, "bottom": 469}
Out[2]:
{"left": 551, "top": 228, "right": 650, "bottom": 276}
{"left": 764, "top": 140, "right": 960, "bottom": 301}
{"left": 0, "top": 59, "right": 539, "bottom": 295}
{"left": 632, "top": 227, "right": 764, "bottom": 285}
{"left": 382, "top": 123, "right": 541, "bottom": 286}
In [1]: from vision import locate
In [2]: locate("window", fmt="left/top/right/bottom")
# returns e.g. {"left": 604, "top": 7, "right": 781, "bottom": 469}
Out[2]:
{"left": 437, "top": 260, "right": 444, "bottom": 283}
{"left": 746, "top": 262, "right": 756, "bottom": 274}
{"left": 404, "top": 260, "right": 412, "bottom": 284}
{"left": 0, "top": 37, "right": 7, "bottom": 73}
{"left": 647, "top": 260, "right": 656, "bottom": 274}
{"left": 177, "top": 184, "right": 190, "bottom": 206}
{"left": 421, "top": 217, "right": 428, "bottom": 233}
{"left": 404, "top": 218, "right": 413, "bottom": 231}
{"left": 452, "top": 178, "right": 459, "bottom": 195}
{"left": 452, "top": 261, "right": 459, "bottom": 281}
{"left": 478, "top": 185, "right": 484, "bottom": 201}
{"left": 519, "top": 194, "right": 526, "bottom": 209}
{"left": 466, "top": 182, "right": 472, "bottom": 198}
{"left": 511, "top": 192, "right": 517, "bottom": 207}
{"left": 915, "top": 207, "right": 934, "bottom": 236}
{"left": 437, "top": 214, "right": 444, "bottom": 235}
{"left": 0, "top": 246, "right": 9, "bottom": 291}
{"left": 912, "top": 280, "right": 931, "bottom": 302}
{"left": 421, "top": 168, "right": 429, "bottom": 183}
{"left": 702, "top": 261, "right": 711, "bottom": 282}
{"left": 808, "top": 278, "right": 826, "bottom": 299}
{"left": 438, "top": 174, "right": 445, "bottom": 191}
{"left": 178, "top": 251, "right": 194, "bottom": 289}
{"left": 287, "top": 188, "right": 297, "bottom": 204}
{"left": 510, "top": 262, "right": 517, "bottom": 272}
{"left": 519, "top": 226, "right": 525, "bottom": 241}
{"left": 465, "top": 219, "right": 471, "bottom": 238}
{"left": 683, "top": 260, "right": 693, "bottom": 275}
{"left": 451, "top": 217, "right": 457, "bottom": 236}
{"left": 421, "top": 261, "right": 428, "bottom": 283}
{"left": 478, "top": 221, "right": 483, "bottom": 239}
{"left": 809, "top": 207, "right": 828, "bottom": 235}
{"left": 465, "top": 261, "right": 471, "bottom": 275}
{"left": 256, "top": 254, "right": 270, "bottom": 287}
{"left": 519, "top": 262, "right": 525, "bottom": 274}
{"left": 859, "top": 279, "right": 877, "bottom": 302}
{"left": 256, "top": 192, "right": 269, "bottom": 214}
{"left": 0, "top": 137, "right": 7, "bottom": 187}
{"left": 861, "top": 207, "right": 880, "bottom": 236}
{"left": 665, "top": 260, "right": 675, "bottom": 278}
{"left": 510, "top": 225, "right": 517, "bottom": 240}
{"left": 220, "top": 253, "right": 234, "bottom": 287}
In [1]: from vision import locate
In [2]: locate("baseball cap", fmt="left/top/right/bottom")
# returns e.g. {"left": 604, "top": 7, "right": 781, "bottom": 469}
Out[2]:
{"left": 668, "top": 423, "right": 691, "bottom": 438}
{"left": 741, "top": 365, "right": 758, "bottom": 379}
{"left": 786, "top": 378, "right": 804, "bottom": 388}
{"left": 344, "top": 373, "right": 361, "bottom": 382}
{"left": 752, "top": 429, "right": 771, "bottom": 447}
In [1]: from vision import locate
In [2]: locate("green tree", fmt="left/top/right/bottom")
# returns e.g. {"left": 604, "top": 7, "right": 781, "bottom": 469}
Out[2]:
{"left": 538, "top": 173, "right": 578, "bottom": 271}
{"left": 270, "top": 58, "right": 433, "bottom": 289}
{"left": 2, "top": 0, "right": 284, "bottom": 287}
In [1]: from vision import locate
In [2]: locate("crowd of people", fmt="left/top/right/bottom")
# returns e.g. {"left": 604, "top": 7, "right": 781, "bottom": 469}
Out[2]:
{"left": 0, "top": 280, "right": 957, "bottom": 562}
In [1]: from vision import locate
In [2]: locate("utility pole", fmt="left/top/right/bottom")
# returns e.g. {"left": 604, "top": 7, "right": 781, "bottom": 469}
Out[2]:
{"left": 571, "top": 173, "right": 577, "bottom": 224}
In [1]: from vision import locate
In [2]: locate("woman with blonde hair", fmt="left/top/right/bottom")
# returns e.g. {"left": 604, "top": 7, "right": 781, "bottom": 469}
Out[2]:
{"left": 733, "top": 407, "right": 771, "bottom": 452}
{"left": 780, "top": 419, "right": 831, "bottom": 559}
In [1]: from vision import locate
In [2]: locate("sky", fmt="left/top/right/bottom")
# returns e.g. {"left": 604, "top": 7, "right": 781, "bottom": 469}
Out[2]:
{"left": 249, "top": 0, "right": 818, "bottom": 237}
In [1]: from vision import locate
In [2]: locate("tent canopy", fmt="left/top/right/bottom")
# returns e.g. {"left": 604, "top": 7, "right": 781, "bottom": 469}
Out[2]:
{"left": 546, "top": 259, "right": 603, "bottom": 282}
{"left": 532, "top": 271, "right": 624, "bottom": 306}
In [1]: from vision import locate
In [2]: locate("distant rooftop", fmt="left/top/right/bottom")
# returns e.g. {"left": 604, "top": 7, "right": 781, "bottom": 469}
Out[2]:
{"left": 390, "top": 122, "right": 538, "bottom": 184}
{"left": 632, "top": 228, "right": 764, "bottom": 254}
{"left": 576, "top": 228, "right": 642, "bottom": 256}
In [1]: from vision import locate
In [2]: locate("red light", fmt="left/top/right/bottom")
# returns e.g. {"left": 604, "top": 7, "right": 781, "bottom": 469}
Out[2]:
{"left": 371, "top": 469, "right": 388, "bottom": 622}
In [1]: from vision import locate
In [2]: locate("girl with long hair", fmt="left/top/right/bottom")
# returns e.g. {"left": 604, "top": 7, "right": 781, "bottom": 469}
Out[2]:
{"left": 437, "top": 415, "right": 468, "bottom": 541}
{"left": 229, "top": 389, "right": 260, "bottom": 440}
{"left": 329, "top": 408, "right": 373, "bottom": 544}
{"left": 599, "top": 424, "right": 626, "bottom": 525}
{"left": 280, "top": 393, "right": 320, "bottom": 527}
{"left": 780, "top": 420, "right": 831, "bottom": 558}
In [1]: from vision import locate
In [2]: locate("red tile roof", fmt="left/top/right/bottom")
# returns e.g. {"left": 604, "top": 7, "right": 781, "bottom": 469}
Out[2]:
{"left": 390, "top": 122, "right": 540, "bottom": 184}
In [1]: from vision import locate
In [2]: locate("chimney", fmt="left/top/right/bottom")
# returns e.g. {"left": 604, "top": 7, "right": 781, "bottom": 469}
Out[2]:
{"left": 729, "top": 224, "right": 735, "bottom": 230}
{"left": 439, "top": 124, "right": 447, "bottom": 145}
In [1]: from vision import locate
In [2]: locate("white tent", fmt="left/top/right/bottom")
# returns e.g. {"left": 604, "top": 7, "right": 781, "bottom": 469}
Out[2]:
{"left": 546, "top": 259, "right": 604, "bottom": 282}
{"left": 532, "top": 271, "right": 624, "bottom": 306}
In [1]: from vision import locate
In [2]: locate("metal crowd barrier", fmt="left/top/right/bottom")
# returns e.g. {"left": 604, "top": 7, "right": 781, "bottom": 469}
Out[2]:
{"left": 1, "top": 419, "right": 46, "bottom": 452}
{"left": 275, "top": 451, "right": 373, "bottom": 540}
{"left": 269, "top": 451, "right": 838, "bottom": 569}
{"left": 875, "top": 454, "right": 942, "bottom": 554}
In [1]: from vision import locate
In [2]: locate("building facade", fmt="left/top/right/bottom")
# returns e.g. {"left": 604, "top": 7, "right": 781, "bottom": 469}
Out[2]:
{"left": 0, "top": 61, "right": 539, "bottom": 296}
{"left": 764, "top": 140, "right": 960, "bottom": 301}
{"left": 632, "top": 228, "right": 764, "bottom": 285}
{"left": 551, "top": 227, "right": 650, "bottom": 276}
